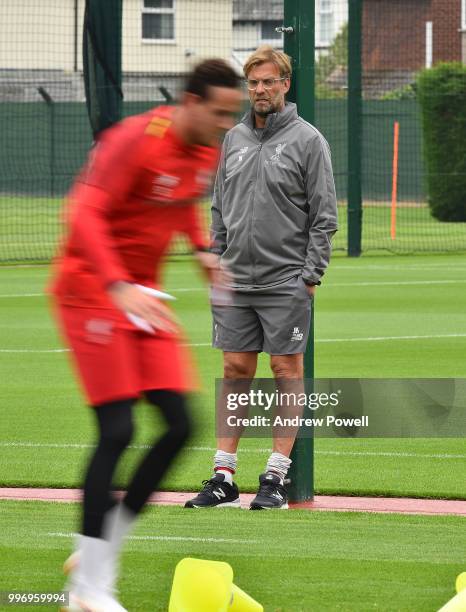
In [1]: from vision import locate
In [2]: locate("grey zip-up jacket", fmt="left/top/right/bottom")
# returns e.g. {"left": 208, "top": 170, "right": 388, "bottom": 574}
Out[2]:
{"left": 211, "top": 102, "right": 338, "bottom": 287}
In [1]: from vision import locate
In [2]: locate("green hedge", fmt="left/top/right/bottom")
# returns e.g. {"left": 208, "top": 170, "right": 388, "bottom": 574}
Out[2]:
{"left": 417, "top": 62, "right": 466, "bottom": 221}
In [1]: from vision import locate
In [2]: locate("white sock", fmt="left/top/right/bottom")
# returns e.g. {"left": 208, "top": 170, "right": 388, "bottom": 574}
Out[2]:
{"left": 265, "top": 452, "right": 292, "bottom": 484}
{"left": 213, "top": 450, "right": 237, "bottom": 485}
{"left": 215, "top": 469, "right": 233, "bottom": 485}
{"left": 73, "top": 535, "right": 111, "bottom": 596}
{"left": 101, "top": 503, "right": 137, "bottom": 592}
{"left": 104, "top": 503, "right": 137, "bottom": 553}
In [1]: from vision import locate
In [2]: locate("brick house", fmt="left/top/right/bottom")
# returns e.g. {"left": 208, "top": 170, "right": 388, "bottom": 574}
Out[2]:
{"left": 362, "top": 0, "right": 465, "bottom": 95}
{"left": 232, "top": 0, "right": 348, "bottom": 70}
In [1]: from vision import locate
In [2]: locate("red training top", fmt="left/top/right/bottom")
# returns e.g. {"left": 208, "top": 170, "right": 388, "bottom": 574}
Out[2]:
{"left": 52, "top": 106, "right": 218, "bottom": 309}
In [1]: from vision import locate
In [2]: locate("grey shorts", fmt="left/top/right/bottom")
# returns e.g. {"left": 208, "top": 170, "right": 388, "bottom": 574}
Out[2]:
{"left": 211, "top": 275, "right": 312, "bottom": 355}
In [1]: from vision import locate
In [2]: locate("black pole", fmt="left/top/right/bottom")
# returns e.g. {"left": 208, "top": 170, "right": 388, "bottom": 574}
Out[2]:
{"left": 83, "top": 0, "right": 123, "bottom": 137}
{"left": 283, "top": 0, "right": 315, "bottom": 504}
{"left": 347, "top": 0, "right": 363, "bottom": 256}
{"left": 37, "top": 87, "right": 55, "bottom": 197}
{"left": 74, "top": 0, "right": 79, "bottom": 72}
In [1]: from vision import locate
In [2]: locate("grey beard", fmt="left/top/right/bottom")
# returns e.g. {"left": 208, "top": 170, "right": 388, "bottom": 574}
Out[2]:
{"left": 255, "top": 108, "right": 273, "bottom": 117}
{"left": 254, "top": 104, "right": 276, "bottom": 117}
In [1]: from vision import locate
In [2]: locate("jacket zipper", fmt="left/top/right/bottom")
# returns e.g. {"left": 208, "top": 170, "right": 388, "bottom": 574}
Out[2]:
{"left": 248, "top": 141, "right": 263, "bottom": 284}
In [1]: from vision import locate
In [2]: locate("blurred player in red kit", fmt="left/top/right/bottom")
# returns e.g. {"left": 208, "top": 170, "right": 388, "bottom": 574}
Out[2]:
{"left": 50, "top": 59, "right": 242, "bottom": 612}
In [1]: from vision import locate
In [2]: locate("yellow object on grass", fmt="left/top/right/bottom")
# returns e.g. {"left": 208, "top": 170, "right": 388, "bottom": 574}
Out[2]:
{"left": 229, "top": 583, "right": 263, "bottom": 612}
{"left": 437, "top": 573, "right": 466, "bottom": 612}
{"left": 456, "top": 573, "right": 466, "bottom": 594}
{"left": 168, "top": 557, "right": 263, "bottom": 612}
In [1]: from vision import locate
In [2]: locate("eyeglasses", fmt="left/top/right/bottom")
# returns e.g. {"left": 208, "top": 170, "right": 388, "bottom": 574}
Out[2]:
{"left": 244, "top": 77, "right": 287, "bottom": 91}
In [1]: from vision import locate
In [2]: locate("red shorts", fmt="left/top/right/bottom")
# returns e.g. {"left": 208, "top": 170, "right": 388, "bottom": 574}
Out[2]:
{"left": 55, "top": 304, "right": 197, "bottom": 405}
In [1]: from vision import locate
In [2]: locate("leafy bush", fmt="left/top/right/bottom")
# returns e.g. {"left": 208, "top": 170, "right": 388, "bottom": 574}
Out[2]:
{"left": 416, "top": 62, "right": 466, "bottom": 221}
{"left": 381, "top": 83, "right": 417, "bottom": 100}
{"left": 316, "top": 23, "right": 347, "bottom": 99}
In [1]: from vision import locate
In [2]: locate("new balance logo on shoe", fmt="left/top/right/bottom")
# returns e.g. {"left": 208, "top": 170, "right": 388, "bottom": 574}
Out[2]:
{"left": 184, "top": 474, "right": 241, "bottom": 508}
{"left": 291, "top": 326, "right": 303, "bottom": 341}
{"left": 250, "top": 473, "right": 289, "bottom": 510}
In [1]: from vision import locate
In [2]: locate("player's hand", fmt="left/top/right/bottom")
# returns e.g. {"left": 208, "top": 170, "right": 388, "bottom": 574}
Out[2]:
{"left": 195, "top": 251, "right": 232, "bottom": 287}
{"left": 108, "top": 281, "right": 179, "bottom": 334}
{"left": 305, "top": 284, "right": 316, "bottom": 297}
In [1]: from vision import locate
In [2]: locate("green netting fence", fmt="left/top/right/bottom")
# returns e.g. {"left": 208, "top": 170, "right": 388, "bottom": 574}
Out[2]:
{"left": 1, "top": 0, "right": 465, "bottom": 262}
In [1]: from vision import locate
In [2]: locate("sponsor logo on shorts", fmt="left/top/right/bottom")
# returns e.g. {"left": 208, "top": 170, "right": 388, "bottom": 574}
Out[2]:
{"left": 85, "top": 319, "right": 114, "bottom": 345}
{"left": 291, "top": 326, "right": 303, "bottom": 342}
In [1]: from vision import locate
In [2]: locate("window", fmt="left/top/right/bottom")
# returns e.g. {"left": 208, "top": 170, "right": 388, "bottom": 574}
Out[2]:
{"left": 142, "top": 0, "right": 175, "bottom": 42}
{"left": 318, "top": 0, "right": 334, "bottom": 46}
{"left": 260, "top": 21, "right": 283, "bottom": 45}
{"left": 462, "top": 0, "right": 466, "bottom": 30}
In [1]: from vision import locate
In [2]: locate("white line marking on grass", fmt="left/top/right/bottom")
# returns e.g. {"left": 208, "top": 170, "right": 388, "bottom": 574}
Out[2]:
{"left": 0, "top": 442, "right": 95, "bottom": 449}
{"left": 316, "top": 450, "right": 466, "bottom": 460}
{"left": 0, "top": 264, "right": 48, "bottom": 269}
{"left": 46, "top": 532, "right": 256, "bottom": 544}
{"left": 191, "top": 333, "right": 466, "bottom": 346}
{"left": 3, "top": 332, "right": 466, "bottom": 355}
{"left": 0, "top": 293, "right": 44, "bottom": 298}
{"left": 3, "top": 344, "right": 210, "bottom": 352}
{"left": 1, "top": 442, "right": 465, "bottom": 460}
{"left": 0, "top": 441, "right": 267, "bottom": 453}
{"left": 1, "top": 278, "right": 466, "bottom": 298}
{"left": 187, "top": 446, "right": 267, "bottom": 454}
{"left": 2, "top": 333, "right": 466, "bottom": 354}
{"left": 328, "top": 280, "right": 466, "bottom": 288}
{"left": 317, "top": 333, "right": 466, "bottom": 343}
{"left": 0, "top": 290, "right": 204, "bottom": 298}
{"left": 332, "top": 264, "right": 466, "bottom": 271}
{"left": 189, "top": 334, "right": 466, "bottom": 346}
{"left": 0, "top": 348, "right": 69, "bottom": 353}
{"left": 190, "top": 449, "right": 466, "bottom": 460}
{"left": 0, "top": 263, "right": 464, "bottom": 272}
{"left": 129, "top": 535, "right": 256, "bottom": 544}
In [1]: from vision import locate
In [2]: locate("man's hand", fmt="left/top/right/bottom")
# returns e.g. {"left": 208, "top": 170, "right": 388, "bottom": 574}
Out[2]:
{"left": 108, "top": 281, "right": 179, "bottom": 334}
{"left": 305, "top": 283, "right": 316, "bottom": 297}
{"left": 195, "top": 251, "right": 231, "bottom": 287}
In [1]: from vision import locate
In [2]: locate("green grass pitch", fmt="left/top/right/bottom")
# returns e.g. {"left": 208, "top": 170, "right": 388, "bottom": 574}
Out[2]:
{"left": 1, "top": 254, "right": 466, "bottom": 610}
{"left": 0, "top": 501, "right": 465, "bottom": 611}
{"left": 1, "top": 195, "right": 466, "bottom": 263}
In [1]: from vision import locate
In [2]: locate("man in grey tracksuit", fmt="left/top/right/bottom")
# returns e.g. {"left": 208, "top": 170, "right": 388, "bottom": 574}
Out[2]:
{"left": 185, "top": 46, "right": 337, "bottom": 510}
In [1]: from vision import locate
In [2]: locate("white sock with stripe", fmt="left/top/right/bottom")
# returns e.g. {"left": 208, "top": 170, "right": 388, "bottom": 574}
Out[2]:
{"left": 213, "top": 450, "right": 237, "bottom": 485}
{"left": 265, "top": 452, "right": 291, "bottom": 484}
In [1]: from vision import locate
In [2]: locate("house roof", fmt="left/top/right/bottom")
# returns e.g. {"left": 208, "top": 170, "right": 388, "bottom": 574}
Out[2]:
{"left": 233, "top": 0, "right": 284, "bottom": 21}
